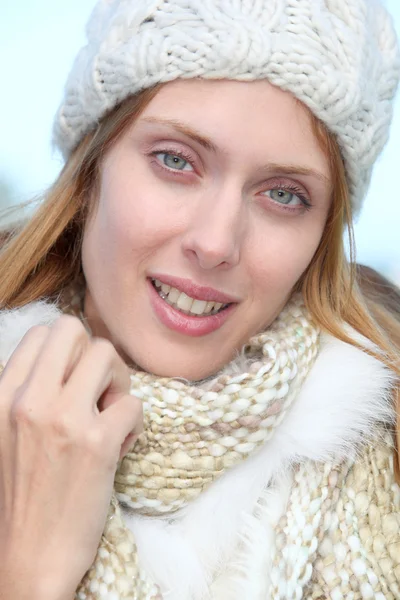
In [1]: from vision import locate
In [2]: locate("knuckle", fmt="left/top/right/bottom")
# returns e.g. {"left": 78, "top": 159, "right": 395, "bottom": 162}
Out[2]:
{"left": 10, "top": 397, "right": 74, "bottom": 441}
{"left": 10, "top": 397, "right": 37, "bottom": 428}
{"left": 49, "top": 413, "right": 76, "bottom": 440}
{"left": 81, "top": 426, "right": 108, "bottom": 457}
{"left": 53, "top": 314, "right": 88, "bottom": 338}
{"left": 92, "top": 338, "right": 117, "bottom": 360}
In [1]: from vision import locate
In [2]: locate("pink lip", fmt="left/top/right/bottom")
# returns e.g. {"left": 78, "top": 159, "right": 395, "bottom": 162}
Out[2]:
{"left": 148, "top": 279, "right": 237, "bottom": 337}
{"left": 149, "top": 274, "right": 239, "bottom": 303}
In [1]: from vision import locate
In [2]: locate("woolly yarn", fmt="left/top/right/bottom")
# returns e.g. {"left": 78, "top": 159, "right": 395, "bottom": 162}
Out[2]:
{"left": 60, "top": 288, "right": 319, "bottom": 516}
{"left": 67, "top": 292, "right": 400, "bottom": 599}
{"left": 270, "top": 437, "right": 400, "bottom": 598}
{"left": 53, "top": 0, "right": 400, "bottom": 213}
{"left": 2, "top": 292, "right": 399, "bottom": 598}
{"left": 116, "top": 297, "right": 319, "bottom": 515}
{"left": 75, "top": 439, "right": 400, "bottom": 599}
{"left": 73, "top": 295, "right": 319, "bottom": 598}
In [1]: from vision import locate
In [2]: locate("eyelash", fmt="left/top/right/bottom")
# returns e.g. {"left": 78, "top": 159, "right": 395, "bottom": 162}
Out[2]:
{"left": 149, "top": 148, "right": 197, "bottom": 174}
{"left": 149, "top": 149, "right": 312, "bottom": 210}
{"left": 263, "top": 182, "right": 312, "bottom": 211}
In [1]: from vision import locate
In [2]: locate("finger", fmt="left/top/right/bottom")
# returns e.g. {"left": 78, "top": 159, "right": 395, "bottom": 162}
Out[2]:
{"left": 65, "top": 338, "right": 131, "bottom": 413}
{"left": 0, "top": 326, "right": 50, "bottom": 393}
{"left": 120, "top": 431, "right": 140, "bottom": 460}
{"left": 33, "top": 315, "right": 90, "bottom": 387}
{"left": 97, "top": 393, "right": 143, "bottom": 458}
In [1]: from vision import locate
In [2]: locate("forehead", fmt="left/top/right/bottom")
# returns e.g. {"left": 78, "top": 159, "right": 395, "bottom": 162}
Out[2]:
{"left": 135, "top": 79, "right": 331, "bottom": 179}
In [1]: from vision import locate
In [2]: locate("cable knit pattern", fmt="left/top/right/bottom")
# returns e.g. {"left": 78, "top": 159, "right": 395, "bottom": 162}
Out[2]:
{"left": 53, "top": 0, "right": 400, "bottom": 212}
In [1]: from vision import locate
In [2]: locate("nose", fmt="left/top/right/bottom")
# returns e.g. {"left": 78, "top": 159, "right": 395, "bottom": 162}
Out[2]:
{"left": 182, "top": 185, "right": 245, "bottom": 270}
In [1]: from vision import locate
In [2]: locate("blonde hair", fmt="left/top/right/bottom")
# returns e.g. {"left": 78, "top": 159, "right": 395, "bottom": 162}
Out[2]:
{"left": 0, "top": 85, "right": 399, "bottom": 382}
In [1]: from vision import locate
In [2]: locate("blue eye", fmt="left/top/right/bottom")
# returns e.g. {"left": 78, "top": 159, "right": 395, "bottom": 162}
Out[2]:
{"left": 267, "top": 189, "right": 302, "bottom": 206}
{"left": 155, "top": 152, "right": 193, "bottom": 171}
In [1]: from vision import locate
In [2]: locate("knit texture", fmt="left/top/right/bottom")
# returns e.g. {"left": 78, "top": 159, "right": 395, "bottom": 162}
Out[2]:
{"left": 0, "top": 294, "right": 398, "bottom": 598}
{"left": 65, "top": 291, "right": 398, "bottom": 599}
{"left": 60, "top": 291, "right": 318, "bottom": 517}
{"left": 270, "top": 436, "right": 400, "bottom": 599}
{"left": 53, "top": 0, "right": 400, "bottom": 213}
{"left": 74, "top": 438, "right": 400, "bottom": 600}
{"left": 56, "top": 289, "right": 398, "bottom": 598}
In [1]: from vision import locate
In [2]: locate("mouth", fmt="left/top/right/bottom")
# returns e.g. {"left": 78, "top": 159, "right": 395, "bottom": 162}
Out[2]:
{"left": 148, "top": 276, "right": 237, "bottom": 337}
{"left": 150, "top": 278, "right": 232, "bottom": 317}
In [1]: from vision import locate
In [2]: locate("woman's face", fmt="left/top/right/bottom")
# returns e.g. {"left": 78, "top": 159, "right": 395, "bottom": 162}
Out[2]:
{"left": 82, "top": 79, "right": 332, "bottom": 380}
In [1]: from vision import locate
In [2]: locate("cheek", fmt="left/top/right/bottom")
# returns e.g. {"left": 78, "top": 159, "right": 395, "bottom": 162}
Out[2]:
{"left": 85, "top": 186, "right": 171, "bottom": 268}
{"left": 249, "top": 222, "right": 323, "bottom": 296}
{"left": 103, "top": 160, "right": 193, "bottom": 253}
{"left": 83, "top": 206, "right": 127, "bottom": 270}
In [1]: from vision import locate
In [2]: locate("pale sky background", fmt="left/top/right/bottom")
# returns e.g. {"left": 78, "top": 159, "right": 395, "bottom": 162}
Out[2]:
{"left": 0, "top": 0, "right": 399, "bottom": 283}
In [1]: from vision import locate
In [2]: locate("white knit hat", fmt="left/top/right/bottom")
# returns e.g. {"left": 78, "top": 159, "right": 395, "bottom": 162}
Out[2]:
{"left": 53, "top": 0, "right": 400, "bottom": 213}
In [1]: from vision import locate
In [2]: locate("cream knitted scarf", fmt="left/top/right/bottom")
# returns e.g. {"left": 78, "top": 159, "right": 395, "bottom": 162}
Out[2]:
{"left": 72, "top": 296, "right": 320, "bottom": 599}
{"left": 0, "top": 293, "right": 396, "bottom": 599}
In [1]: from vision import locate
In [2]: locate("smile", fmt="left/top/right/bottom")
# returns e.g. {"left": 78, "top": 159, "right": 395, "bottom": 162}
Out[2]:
{"left": 151, "top": 278, "right": 230, "bottom": 317}
{"left": 148, "top": 277, "right": 237, "bottom": 337}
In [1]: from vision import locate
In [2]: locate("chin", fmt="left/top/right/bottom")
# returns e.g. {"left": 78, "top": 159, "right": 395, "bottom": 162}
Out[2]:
{"left": 122, "top": 346, "right": 226, "bottom": 381}
{"left": 148, "top": 361, "right": 221, "bottom": 382}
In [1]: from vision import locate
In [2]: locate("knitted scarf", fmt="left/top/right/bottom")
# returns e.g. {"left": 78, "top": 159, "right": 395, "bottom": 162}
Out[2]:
{"left": 1, "top": 292, "right": 396, "bottom": 598}
{"left": 72, "top": 295, "right": 320, "bottom": 599}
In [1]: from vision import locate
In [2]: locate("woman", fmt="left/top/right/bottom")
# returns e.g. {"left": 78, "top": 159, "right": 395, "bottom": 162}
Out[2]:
{"left": 0, "top": 0, "right": 400, "bottom": 598}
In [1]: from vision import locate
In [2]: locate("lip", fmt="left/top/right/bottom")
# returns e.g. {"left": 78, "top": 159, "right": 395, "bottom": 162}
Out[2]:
{"left": 149, "top": 273, "right": 240, "bottom": 303}
{"left": 148, "top": 279, "right": 237, "bottom": 337}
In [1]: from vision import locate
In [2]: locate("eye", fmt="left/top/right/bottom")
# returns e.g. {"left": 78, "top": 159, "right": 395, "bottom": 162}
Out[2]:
{"left": 266, "top": 188, "right": 302, "bottom": 206}
{"left": 155, "top": 152, "right": 194, "bottom": 172}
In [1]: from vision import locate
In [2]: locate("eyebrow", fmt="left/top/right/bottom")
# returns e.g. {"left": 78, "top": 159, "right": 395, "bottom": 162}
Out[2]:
{"left": 141, "top": 117, "right": 218, "bottom": 152}
{"left": 255, "top": 162, "right": 331, "bottom": 185}
{"left": 140, "top": 117, "right": 331, "bottom": 185}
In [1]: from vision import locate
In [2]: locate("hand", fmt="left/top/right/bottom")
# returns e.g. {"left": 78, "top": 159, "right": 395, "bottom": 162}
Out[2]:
{"left": 0, "top": 316, "right": 143, "bottom": 599}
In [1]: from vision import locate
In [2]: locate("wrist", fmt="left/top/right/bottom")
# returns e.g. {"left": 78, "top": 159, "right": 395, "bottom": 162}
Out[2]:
{"left": 32, "top": 572, "right": 76, "bottom": 600}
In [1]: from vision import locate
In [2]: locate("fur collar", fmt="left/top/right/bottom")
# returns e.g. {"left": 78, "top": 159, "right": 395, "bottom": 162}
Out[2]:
{"left": 125, "top": 333, "right": 395, "bottom": 599}
{"left": 0, "top": 301, "right": 395, "bottom": 599}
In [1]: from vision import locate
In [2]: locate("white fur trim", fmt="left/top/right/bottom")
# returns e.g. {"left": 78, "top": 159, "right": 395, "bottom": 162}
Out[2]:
{"left": 0, "top": 301, "right": 61, "bottom": 363}
{"left": 123, "top": 334, "right": 395, "bottom": 599}
{"left": 0, "top": 302, "right": 395, "bottom": 599}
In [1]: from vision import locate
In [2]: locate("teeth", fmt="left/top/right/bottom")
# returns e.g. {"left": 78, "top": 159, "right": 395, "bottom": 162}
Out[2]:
{"left": 176, "top": 292, "right": 194, "bottom": 312}
{"left": 167, "top": 287, "right": 180, "bottom": 303}
{"left": 152, "top": 279, "right": 228, "bottom": 317}
{"left": 191, "top": 299, "right": 208, "bottom": 315}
